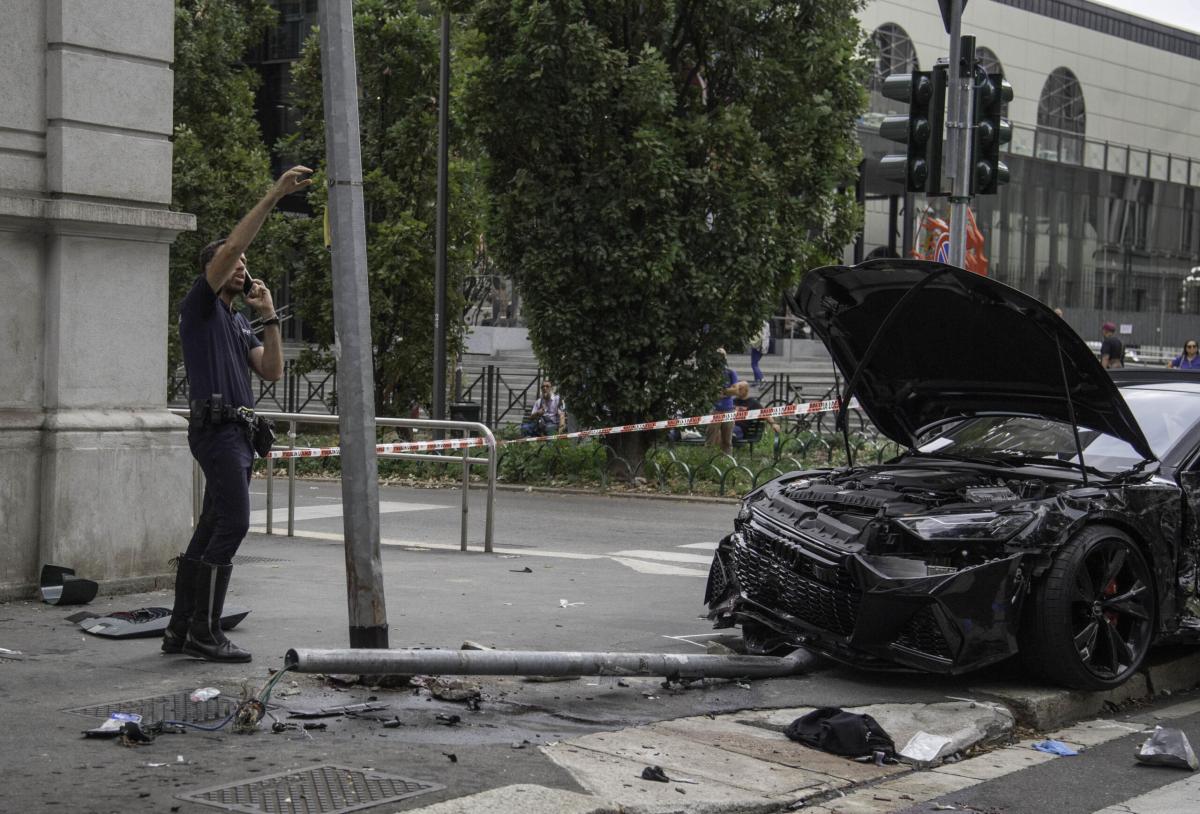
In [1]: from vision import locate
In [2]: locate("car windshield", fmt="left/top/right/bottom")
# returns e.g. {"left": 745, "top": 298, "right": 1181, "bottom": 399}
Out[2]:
{"left": 916, "top": 387, "right": 1198, "bottom": 473}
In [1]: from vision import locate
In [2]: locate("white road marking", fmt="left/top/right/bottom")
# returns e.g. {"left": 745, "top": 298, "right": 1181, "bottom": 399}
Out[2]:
{"left": 608, "top": 549, "right": 714, "bottom": 564}
{"left": 249, "top": 500, "right": 445, "bottom": 525}
{"left": 678, "top": 542, "right": 719, "bottom": 550}
{"left": 609, "top": 556, "right": 708, "bottom": 577}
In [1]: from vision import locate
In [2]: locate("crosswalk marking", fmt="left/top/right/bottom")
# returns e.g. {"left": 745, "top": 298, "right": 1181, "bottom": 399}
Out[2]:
{"left": 608, "top": 549, "right": 714, "bottom": 564}
{"left": 608, "top": 556, "right": 708, "bottom": 577}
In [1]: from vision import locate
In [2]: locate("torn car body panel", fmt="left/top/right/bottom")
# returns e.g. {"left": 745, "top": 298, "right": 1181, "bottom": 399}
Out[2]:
{"left": 706, "top": 465, "right": 1186, "bottom": 676}
{"left": 704, "top": 261, "right": 1200, "bottom": 687}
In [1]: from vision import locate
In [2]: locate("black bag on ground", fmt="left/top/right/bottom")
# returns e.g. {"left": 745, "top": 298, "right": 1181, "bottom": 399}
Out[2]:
{"left": 785, "top": 707, "right": 896, "bottom": 759}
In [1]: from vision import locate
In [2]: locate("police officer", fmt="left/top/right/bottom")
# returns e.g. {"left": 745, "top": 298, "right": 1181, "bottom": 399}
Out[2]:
{"left": 162, "top": 166, "right": 313, "bottom": 662}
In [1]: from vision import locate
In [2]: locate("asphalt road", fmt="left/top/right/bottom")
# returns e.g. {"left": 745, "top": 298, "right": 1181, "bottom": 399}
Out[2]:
{"left": 4, "top": 482, "right": 1199, "bottom": 813}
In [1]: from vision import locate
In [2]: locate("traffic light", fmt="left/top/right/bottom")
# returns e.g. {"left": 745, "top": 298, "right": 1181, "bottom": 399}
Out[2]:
{"left": 970, "top": 68, "right": 1013, "bottom": 194}
{"left": 878, "top": 67, "right": 946, "bottom": 194}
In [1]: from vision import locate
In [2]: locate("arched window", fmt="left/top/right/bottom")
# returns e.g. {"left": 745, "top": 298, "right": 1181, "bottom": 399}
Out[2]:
{"left": 1036, "top": 68, "right": 1086, "bottom": 163}
{"left": 974, "top": 47, "right": 1009, "bottom": 118}
{"left": 868, "top": 24, "right": 919, "bottom": 115}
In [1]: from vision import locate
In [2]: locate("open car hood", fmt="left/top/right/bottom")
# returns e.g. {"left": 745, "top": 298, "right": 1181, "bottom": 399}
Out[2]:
{"left": 796, "top": 259, "right": 1154, "bottom": 461}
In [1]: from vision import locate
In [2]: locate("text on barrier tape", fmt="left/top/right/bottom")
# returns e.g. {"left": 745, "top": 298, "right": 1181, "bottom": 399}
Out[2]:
{"left": 264, "top": 396, "right": 852, "bottom": 460}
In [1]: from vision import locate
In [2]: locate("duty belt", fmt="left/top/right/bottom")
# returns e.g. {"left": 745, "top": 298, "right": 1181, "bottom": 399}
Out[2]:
{"left": 189, "top": 397, "right": 254, "bottom": 428}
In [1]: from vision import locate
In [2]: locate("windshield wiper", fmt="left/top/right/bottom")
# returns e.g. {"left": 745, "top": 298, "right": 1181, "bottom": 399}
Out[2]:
{"left": 905, "top": 449, "right": 1018, "bottom": 468}
{"left": 985, "top": 452, "right": 1112, "bottom": 480}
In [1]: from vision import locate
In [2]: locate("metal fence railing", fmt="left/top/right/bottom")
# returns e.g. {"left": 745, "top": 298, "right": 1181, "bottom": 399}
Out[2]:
{"left": 171, "top": 409, "right": 499, "bottom": 553}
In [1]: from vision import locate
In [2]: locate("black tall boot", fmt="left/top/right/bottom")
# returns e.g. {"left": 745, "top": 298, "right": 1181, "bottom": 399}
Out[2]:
{"left": 183, "top": 562, "right": 251, "bottom": 663}
{"left": 161, "top": 555, "right": 203, "bottom": 654}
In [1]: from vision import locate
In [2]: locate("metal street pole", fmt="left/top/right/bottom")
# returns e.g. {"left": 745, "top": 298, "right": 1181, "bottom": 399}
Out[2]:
{"left": 946, "top": 2, "right": 974, "bottom": 269}
{"left": 318, "top": 0, "right": 388, "bottom": 649}
{"left": 432, "top": 9, "right": 450, "bottom": 422}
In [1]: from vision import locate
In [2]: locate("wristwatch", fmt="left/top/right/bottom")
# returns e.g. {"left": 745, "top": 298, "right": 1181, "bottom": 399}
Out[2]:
{"left": 261, "top": 317, "right": 281, "bottom": 328}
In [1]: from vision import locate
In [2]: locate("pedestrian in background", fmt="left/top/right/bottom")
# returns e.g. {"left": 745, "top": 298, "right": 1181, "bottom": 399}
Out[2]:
{"left": 1168, "top": 340, "right": 1200, "bottom": 370}
{"left": 706, "top": 348, "right": 739, "bottom": 455}
{"left": 521, "top": 380, "right": 566, "bottom": 436}
{"left": 163, "top": 166, "right": 312, "bottom": 663}
{"left": 732, "top": 380, "right": 779, "bottom": 440}
{"left": 1100, "top": 322, "right": 1124, "bottom": 369}
{"left": 749, "top": 319, "right": 770, "bottom": 384}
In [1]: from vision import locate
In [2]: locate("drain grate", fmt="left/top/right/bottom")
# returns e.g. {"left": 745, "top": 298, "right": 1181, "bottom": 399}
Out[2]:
{"left": 177, "top": 764, "right": 443, "bottom": 814}
{"left": 62, "top": 691, "right": 237, "bottom": 723}
{"left": 232, "top": 555, "right": 290, "bottom": 565}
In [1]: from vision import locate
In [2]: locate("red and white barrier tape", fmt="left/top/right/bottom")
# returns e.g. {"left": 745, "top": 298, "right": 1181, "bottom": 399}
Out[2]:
{"left": 264, "top": 396, "right": 852, "bottom": 460}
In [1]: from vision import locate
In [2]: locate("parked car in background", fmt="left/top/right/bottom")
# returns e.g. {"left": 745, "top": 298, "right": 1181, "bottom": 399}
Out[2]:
{"left": 705, "top": 260, "right": 1200, "bottom": 690}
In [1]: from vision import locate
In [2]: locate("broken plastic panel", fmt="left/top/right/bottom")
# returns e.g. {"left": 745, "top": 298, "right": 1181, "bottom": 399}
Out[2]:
{"left": 39, "top": 565, "right": 98, "bottom": 606}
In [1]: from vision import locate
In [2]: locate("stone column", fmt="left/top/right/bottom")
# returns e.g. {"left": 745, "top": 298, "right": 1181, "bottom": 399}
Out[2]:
{"left": 0, "top": 0, "right": 195, "bottom": 598}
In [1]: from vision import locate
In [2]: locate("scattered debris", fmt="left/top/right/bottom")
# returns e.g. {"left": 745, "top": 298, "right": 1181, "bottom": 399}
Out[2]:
{"left": 899, "top": 731, "right": 954, "bottom": 765}
{"left": 382, "top": 718, "right": 404, "bottom": 729}
{"left": 511, "top": 740, "right": 529, "bottom": 749}
{"left": 442, "top": 752, "right": 458, "bottom": 762}
{"left": 190, "top": 687, "right": 221, "bottom": 703}
{"left": 640, "top": 765, "right": 670, "bottom": 783}
{"left": 119, "top": 722, "right": 155, "bottom": 747}
{"left": 510, "top": 567, "right": 533, "bottom": 573}
{"left": 435, "top": 714, "right": 461, "bottom": 726}
{"left": 460, "top": 641, "right": 491, "bottom": 651}
{"left": 0, "top": 647, "right": 24, "bottom": 660}
{"left": 39, "top": 565, "right": 98, "bottom": 606}
{"left": 286, "top": 702, "right": 388, "bottom": 719}
{"left": 1135, "top": 726, "right": 1199, "bottom": 770}
{"left": 83, "top": 712, "right": 147, "bottom": 740}
{"left": 705, "top": 641, "right": 738, "bottom": 656}
{"left": 271, "top": 722, "right": 327, "bottom": 734}
{"left": 426, "top": 678, "right": 482, "bottom": 704}
{"left": 558, "top": 599, "right": 584, "bottom": 608}
{"left": 1032, "top": 740, "right": 1079, "bottom": 756}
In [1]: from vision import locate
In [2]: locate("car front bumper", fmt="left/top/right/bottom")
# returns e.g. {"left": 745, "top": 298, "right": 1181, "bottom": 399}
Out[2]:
{"left": 705, "top": 530, "right": 1028, "bottom": 673}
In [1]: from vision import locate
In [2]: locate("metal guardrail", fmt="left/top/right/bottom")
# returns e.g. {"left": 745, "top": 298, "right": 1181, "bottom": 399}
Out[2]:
{"left": 170, "top": 409, "right": 498, "bottom": 553}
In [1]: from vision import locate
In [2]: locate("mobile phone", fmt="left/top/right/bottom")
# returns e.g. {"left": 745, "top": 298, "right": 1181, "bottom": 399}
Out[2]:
{"left": 243, "top": 275, "right": 255, "bottom": 296}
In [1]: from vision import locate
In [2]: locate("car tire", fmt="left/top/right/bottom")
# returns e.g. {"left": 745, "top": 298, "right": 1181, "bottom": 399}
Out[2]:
{"left": 1019, "top": 525, "right": 1156, "bottom": 690}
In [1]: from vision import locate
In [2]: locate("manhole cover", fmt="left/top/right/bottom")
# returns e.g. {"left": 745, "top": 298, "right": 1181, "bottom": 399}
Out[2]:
{"left": 177, "top": 765, "right": 443, "bottom": 814}
{"left": 233, "top": 555, "right": 290, "bottom": 565}
{"left": 62, "top": 691, "right": 237, "bottom": 723}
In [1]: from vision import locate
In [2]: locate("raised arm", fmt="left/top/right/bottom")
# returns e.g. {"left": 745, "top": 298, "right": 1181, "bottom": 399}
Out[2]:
{"left": 205, "top": 166, "right": 313, "bottom": 292}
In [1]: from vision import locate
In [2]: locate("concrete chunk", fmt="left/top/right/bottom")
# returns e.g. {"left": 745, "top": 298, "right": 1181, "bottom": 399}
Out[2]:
{"left": 403, "top": 784, "right": 616, "bottom": 814}
{"left": 550, "top": 727, "right": 838, "bottom": 795}
{"left": 541, "top": 743, "right": 781, "bottom": 814}
{"left": 649, "top": 716, "right": 905, "bottom": 784}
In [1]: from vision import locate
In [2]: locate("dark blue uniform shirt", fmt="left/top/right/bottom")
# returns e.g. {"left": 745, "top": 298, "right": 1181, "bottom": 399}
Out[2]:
{"left": 180, "top": 275, "right": 262, "bottom": 408}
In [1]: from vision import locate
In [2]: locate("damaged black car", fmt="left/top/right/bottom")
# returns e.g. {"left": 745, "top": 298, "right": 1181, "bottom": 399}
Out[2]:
{"left": 705, "top": 259, "right": 1200, "bottom": 690}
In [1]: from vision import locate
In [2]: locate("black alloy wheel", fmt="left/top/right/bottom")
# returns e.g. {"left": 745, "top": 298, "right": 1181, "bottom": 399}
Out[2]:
{"left": 1020, "top": 525, "right": 1156, "bottom": 690}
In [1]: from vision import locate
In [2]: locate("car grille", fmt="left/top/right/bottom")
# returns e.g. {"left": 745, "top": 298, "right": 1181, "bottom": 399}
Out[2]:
{"left": 733, "top": 529, "right": 860, "bottom": 637}
{"left": 895, "top": 605, "right": 953, "bottom": 660}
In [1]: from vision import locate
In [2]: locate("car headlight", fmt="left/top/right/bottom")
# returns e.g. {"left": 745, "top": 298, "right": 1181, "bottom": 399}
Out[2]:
{"left": 894, "top": 512, "right": 1034, "bottom": 542}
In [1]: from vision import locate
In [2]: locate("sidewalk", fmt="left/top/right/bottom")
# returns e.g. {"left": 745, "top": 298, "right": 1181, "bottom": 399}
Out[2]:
{"left": 2, "top": 530, "right": 1199, "bottom": 814}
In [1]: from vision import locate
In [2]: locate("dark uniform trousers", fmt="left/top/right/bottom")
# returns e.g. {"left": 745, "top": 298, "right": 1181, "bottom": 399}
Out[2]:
{"left": 186, "top": 423, "right": 254, "bottom": 566}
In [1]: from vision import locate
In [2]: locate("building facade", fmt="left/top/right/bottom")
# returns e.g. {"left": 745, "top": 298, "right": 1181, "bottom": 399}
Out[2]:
{"left": 0, "top": 0, "right": 194, "bottom": 597}
{"left": 859, "top": 0, "right": 1200, "bottom": 351}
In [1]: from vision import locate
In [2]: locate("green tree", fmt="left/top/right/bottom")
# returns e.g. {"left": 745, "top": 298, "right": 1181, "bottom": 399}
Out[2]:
{"left": 468, "top": 0, "right": 866, "bottom": 468}
{"left": 283, "top": 0, "right": 481, "bottom": 416}
{"left": 170, "top": 0, "right": 281, "bottom": 374}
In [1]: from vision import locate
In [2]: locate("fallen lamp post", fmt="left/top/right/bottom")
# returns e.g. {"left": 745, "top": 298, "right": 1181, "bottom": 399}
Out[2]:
{"left": 284, "top": 647, "right": 818, "bottom": 681}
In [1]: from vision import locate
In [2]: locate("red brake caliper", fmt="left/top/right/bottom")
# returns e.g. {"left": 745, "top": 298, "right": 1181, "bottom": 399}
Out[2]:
{"left": 1103, "top": 578, "right": 1119, "bottom": 625}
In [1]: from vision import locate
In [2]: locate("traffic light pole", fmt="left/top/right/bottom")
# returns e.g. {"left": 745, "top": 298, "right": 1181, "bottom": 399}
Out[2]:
{"left": 946, "top": 6, "right": 974, "bottom": 269}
